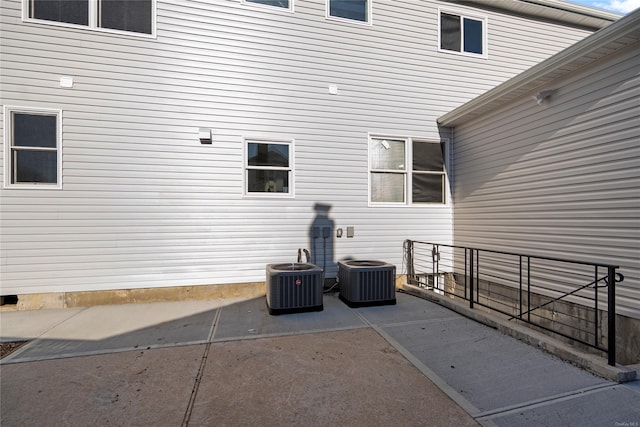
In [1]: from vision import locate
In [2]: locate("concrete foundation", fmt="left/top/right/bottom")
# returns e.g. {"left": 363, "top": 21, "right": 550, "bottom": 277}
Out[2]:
{"left": 2, "top": 282, "right": 265, "bottom": 311}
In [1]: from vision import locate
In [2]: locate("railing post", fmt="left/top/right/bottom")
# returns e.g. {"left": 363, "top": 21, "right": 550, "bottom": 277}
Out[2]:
{"left": 607, "top": 266, "right": 616, "bottom": 366}
{"left": 527, "top": 257, "right": 531, "bottom": 323}
{"left": 519, "top": 255, "right": 523, "bottom": 319}
{"left": 469, "top": 248, "right": 474, "bottom": 309}
{"left": 594, "top": 266, "right": 598, "bottom": 349}
{"left": 407, "top": 240, "right": 414, "bottom": 280}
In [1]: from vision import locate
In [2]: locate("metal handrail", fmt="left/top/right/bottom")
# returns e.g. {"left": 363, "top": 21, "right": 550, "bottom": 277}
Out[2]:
{"left": 403, "top": 240, "right": 623, "bottom": 366}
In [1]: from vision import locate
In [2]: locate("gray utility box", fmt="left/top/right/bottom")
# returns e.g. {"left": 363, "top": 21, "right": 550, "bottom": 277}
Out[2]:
{"left": 338, "top": 260, "right": 396, "bottom": 307}
{"left": 266, "top": 263, "right": 324, "bottom": 315}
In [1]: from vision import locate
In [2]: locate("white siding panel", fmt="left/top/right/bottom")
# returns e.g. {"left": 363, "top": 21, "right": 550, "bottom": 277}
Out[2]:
{"left": 452, "top": 43, "right": 640, "bottom": 319}
{"left": 1, "top": 0, "right": 594, "bottom": 295}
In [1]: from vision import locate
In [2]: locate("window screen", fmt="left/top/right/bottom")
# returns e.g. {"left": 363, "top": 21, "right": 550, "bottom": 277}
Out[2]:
{"left": 247, "top": 0, "right": 290, "bottom": 8}
{"left": 100, "top": 0, "right": 153, "bottom": 34}
{"left": 9, "top": 111, "right": 60, "bottom": 186}
{"left": 440, "top": 11, "right": 484, "bottom": 55}
{"left": 246, "top": 142, "right": 292, "bottom": 195}
{"left": 329, "top": 0, "right": 368, "bottom": 22}
{"left": 30, "top": 0, "right": 89, "bottom": 25}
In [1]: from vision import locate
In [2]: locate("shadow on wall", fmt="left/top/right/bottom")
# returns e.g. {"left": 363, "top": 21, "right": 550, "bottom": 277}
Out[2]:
{"left": 308, "top": 203, "right": 335, "bottom": 277}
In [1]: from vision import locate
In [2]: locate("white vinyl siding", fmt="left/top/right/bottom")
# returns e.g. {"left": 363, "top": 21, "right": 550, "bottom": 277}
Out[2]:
{"left": 450, "top": 43, "right": 640, "bottom": 319}
{"left": 0, "top": 0, "right": 595, "bottom": 295}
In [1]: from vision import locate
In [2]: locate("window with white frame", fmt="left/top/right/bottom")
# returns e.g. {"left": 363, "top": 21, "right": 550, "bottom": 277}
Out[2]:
{"left": 439, "top": 10, "right": 486, "bottom": 56}
{"left": 328, "top": 0, "right": 370, "bottom": 23}
{"left": 25, "top": 0, "right": 154, "bottom": 36}
{"left": 245, "top": 0, "right": 292, "bottom": 11}
{"left": 245, "top": 140, "right": 293, "bottom": 196}
{"left": 4, "top": 107, "right": 62, "bottom": 188}
{"left": 369, "top": 137, "right": 446, "bottom": 205}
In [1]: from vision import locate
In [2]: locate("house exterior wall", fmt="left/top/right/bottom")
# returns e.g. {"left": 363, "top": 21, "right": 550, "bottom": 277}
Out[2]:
{"left": 450, "top": 41, "right": 640, "bottom": 319}
{"left": 0, "top": 0, "right": 594, "bottom": 296}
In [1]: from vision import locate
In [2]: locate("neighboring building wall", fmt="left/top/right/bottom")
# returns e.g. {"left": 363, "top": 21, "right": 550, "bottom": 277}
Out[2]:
{"left": 450, "top": 41, "right": 640, "bottom": 319}
{"left": 0, "top": 0, "right": 594, "bottom": 295}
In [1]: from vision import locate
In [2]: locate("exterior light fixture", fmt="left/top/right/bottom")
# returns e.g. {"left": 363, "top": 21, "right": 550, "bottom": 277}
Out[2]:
{"left": 199, "top": 128, "right": 212, "bottom": 144}
{"left": 534, "top": 89, "right": 557, "bottom": 104}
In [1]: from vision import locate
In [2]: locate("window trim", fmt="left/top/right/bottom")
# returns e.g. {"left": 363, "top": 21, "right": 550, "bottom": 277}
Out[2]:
{"left": 368, "top": 134, "right": 448, "bottom": 207}
{"left": 22, "top": 0, "right": 157, "bottom": 38}
{"left": 242, "top": 0, "right": 294, "bottom": 13}
{"left": 3, "top": 106, "right": 63, "bottom": 190}
{"left": 243, "top": 138, "right": 295, "bottom": 198}
{"left": 437, "top": 8, "right": 488, "bottom": 59}
{"left": 326, "top": 0, "right": 372, "bottom": 25}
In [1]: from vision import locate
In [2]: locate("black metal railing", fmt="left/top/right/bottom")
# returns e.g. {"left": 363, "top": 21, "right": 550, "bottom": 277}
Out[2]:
{"left": 403, "top": 240, "right": 624, "bottom": 366}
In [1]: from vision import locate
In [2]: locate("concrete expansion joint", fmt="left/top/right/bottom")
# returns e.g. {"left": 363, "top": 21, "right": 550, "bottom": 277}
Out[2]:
{"left": 474, "top": 382, "right": 619, "bottom": 421}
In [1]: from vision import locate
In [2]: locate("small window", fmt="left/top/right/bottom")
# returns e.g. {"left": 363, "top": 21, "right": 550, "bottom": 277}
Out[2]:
{"left": 439, "top": 10, "right": 486, "bottom": 56}
{"left": 245, "top": 0, "right": 291, "bottom": 10}
{"left": 369, "top": 136, "right": 446, "bottom": 205}
{"left": 4, "top": 107, "right": 62, "bottom": 188}
{"left": 328, "top": 0, "right": 370, "bottom": 23}
{"left": 25, "top": 0, "right": 154, "bottom": 36}
{"left": 245, "top": 141, "right": 293, "bottom": 196}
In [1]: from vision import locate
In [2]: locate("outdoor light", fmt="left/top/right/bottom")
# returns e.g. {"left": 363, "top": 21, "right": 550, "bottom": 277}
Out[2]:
{"left": 199, "top": 128, "right": 212, "bottom": 144}
{"left": 534, "top": 89, "right": 557, "bottom": 104}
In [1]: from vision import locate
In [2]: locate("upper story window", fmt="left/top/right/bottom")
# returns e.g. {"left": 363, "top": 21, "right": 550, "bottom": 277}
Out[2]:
{"left": 327, "top": 0, "right": 370, "bottom": 24}
{"left": 25, "top": 0, "right": 154, "bottom": 36}
{"left": 4, "top": 106, "right": 62, "bottom": 189}
{"left": 245, "top": 0, "right": 292, "bottom": 11}
{"left": 439, "top": 10, "right": 486, "bottom": 57}
{"left": 245, "top": 140, "right": 294, "bottom": 197}
{"left": 369, "top": 136, "right": 446, "bottom": 205}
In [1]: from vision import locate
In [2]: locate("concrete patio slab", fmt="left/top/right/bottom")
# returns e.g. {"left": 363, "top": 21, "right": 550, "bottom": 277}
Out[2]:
{"left": 486, "top": 382, "right": 640, "bottom": 426}
{"left": 191, "top": 328, "right": 479, "bottom": 427}
{"left": 379, "top": 314, "right": 612, "bottom": 414}
{"left": 213, "top": 293, "right": 366, "bottom": 341}
{"left": 0, "top": 345, "right": 204, "bottom": 427}
{"left": 1, "top": 292, "right": 637, "bottom": 426}
{"left": 0, "top": 307, "right": 85, "bottom": 342}
{"left": 4, "top": 300, "right": 221, "bottom": 361}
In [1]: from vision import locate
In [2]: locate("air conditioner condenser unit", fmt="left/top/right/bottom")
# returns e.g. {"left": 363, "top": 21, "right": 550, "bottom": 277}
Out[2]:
{"left": 266, "top": 263, "right": 324, "bottom": 315}
{"left": 338, "top": 260, "right": 396, "bottom": 307}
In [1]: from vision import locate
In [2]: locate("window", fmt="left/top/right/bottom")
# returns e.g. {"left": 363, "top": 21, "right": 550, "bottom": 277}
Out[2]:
{"left": 25, "top": 0, "right": 154, "bottom": 36}
{"left": 328, "top": 0, "right": 370, "bottom": 23}
{"left": 439, "top": 10, "right": 486, "bottom": 56}
{"left": 99, "top": 0, "right": 153, "bottom": 34}
{"left": 245, "top": 0, "right": 291, "bottom": 11}
{"left": 4, "top": 107, "right": 62, "bottom": 189}
{"left": 369, "top": 137, "right": 446, "bottom": 205}
{"left": 245, "top": 141, "right": 293, "bottom": 196}
{"left": 29, "top": 0, "right": 88, "bottom": 26}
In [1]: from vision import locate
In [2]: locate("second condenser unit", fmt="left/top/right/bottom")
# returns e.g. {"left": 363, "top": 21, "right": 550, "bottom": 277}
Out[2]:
{"left": 338, "top": 260, "right": 396, "bottom": 307}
